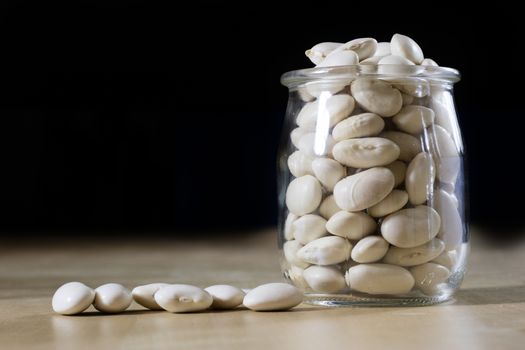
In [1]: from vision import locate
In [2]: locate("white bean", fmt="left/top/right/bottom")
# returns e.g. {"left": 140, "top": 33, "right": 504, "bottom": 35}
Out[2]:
{"left": 296, "top": 94, "right": 355, "bottom": 130}
{"left": 333, "top": 137, "right": 400, "bottom": 168}
{"left": 319, "top": 195, "right": 341, "bottom": 219}
{"left": 283, "top": 240, "right": 310, "bottom": 269}
{"left": 305, "top": 80, "right": 349, "bottom": 98}
{"left": 287, "top": 151, "right": 314, "bottom": 177}
{"left": 317, "top": 50, "right": 359, "bottom": 67}
{"left": 380, "top": 130, "right": 422, "bottom": 162}
{"left": 290, "top": 127, "right": 309, "bottom": 148}
{"left": 303, "top": 265, "right": 346, "bottom": 293}
{"left": 312, "top": 158, "right": 345, "bottom": 191}
{"left": 350, "top": 236, "right": 389, "bottom": 263}
{"left": 368, "top": 189, "right": 408, "bottom": 218}
{"left": 345, "top": 264, "right": 414, "bottom": 295}
{"left": 390, "top": 33, "right": 424, "bottom": 64}
{"left": 297, "top": 132, "right": 335, "bottom": 157}
{"left": 292, "top": 214, "right": 328, "bottom": 244}
{"left": 381, "top": 205, "right": 441, "bottom": 248}
{"left": 93, "top": 283, "right": 132, "bottom": 313}
{"left": 332, "top": 113, "right": 385, "bottom": 141}
{"left": 243, "top": 283, "right": 303, "bottom": 311}
{"left": 405, "top": 152, "right": 436, "bottom": 205}
{"left": 286, "top": 175, "right": 322, "bottom": 216}
{"left": 383, "top": 238, "right": 445, "bottom": 266}
{"left": 132, "top": 283, "right": 169, "bottom": 310}
{"left": 426, "top": 125, "right": 461, "bottom": 185}
{"left": 431, "top": 189, "right": 463, "bottom": 250}
{"left": 432, "top": 250, "right": 458, "bottom": 270}
{"left": 332, "top": 38, "right": 378, "bottom": 60}
{"left": 334, "top": 167, "right": 395, "bottom": 211}
{"left": 326, "top": 211, "right": 377, "bottom": 239}
{"left": 52, "top": 282, "right": 95, "bottom": 315}
{"left": 393, "top": 105, "right": 435, "bottom": 135}
{"left": 384, "top": 160, "right": 407, "bottom": 187}
{"left": 205, "top": 285, "right": 245, "bottom": 309}
{"left": 298, "top": 236, "right": 352, "bottom": 265}
{"left": 284, "top": 212, "right": 298, "bottom": 241}
{"left": 410, "top": 263, "right": 450, "bottom": 295}
{"left": 305, "top": 42, "right": 343, "bottom": 65}
{"left": 350, "top": 79, "right": 402, "bottom": 117}
{"left": 374, "top": 42, "right": 391, "bottom": 57}
{"left": 155, "top": 285, "right": 213, "bottom": 313}
{"left": 421, "top": 58, "right": 438, "bottom": 66}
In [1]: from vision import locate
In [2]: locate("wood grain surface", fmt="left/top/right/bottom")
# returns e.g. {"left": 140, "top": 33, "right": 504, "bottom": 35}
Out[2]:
{"left": 1, "top": 227, "right": 524, "bottom": 349}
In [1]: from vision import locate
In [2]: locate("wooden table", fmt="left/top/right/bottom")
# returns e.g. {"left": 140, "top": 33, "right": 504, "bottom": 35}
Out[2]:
{"left": 1, "top": 227, "right": 524, "bottom": 349}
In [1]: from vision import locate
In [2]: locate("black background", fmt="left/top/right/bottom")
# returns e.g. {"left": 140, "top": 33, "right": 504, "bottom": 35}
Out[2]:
{"left": 0, "top": 4, "right": 523, "bottom": 238}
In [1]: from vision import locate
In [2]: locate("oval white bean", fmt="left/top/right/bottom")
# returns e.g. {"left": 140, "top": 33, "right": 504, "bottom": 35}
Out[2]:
{"left": 298, "top": 236, "right": 352, "bottom": 265}
{"left": 378, "top": 55, "right": 415, "bottom": 74}
{"left": 326, "top": 211, "right": 377, "bottom": 239}
{"left": 288, "top": 265, "right": 309, "bottom": 290}
{"left": 286, "top": 175, "right": 322, "bottom": 216}
{"left": 297, "top": 132, "right": 336, "bottom": 157}
{"left": 345, "top": 263, "right": 414, "bottom": 295}
{"left": 405, "top": 152, "right": 436, "bottom": 205}
{"left": 350, "top": 79, "right": 402, "bottom": 117}
{"left": 384, "top": 160, "right": 407, "bottom": 187}
{"left": 292, "top": 214, "right": 328, "bottom": 244}
{"left": 155, "top": 284, "right": 213, "bottom": 313}
{"left": 379, "top": 55, "right": 415, "bottom": 65}
{"left": 351, "top": 236, "right": 389, "bottom": 263}
{"left": 374, "top": 42, "right": 391, "bottom": 57}
{"left": 432, "top": 189, "right": 463, "bottom": 250}
{"left": 360, "top": 56, "right": 383, "bottom": 65}
{"left": 319, "top": 195, "right": 341, "bottom": 219}
{"left": 393, "top": 105, "right": 435, "bottom": 135}
{"left": 93, "top": 283, "right": 132, "bottom": 313}
{"left": 401, "top": 92, "right": 414, "bottom": 106}
{"left": 296, "top": 94, "right": 355, "bottom": 130}
{"left": 204, "top": 285, "right": 245, "bottom": 309}
{"left": 432, "top": 250, "right": 458, "bottom": 271}
{"left": 426, "top": 125, "right": 460, "bottom": 185}
{"left": 243, "top": 283, "right": 303, "bottom": 311}
{"left": 305, "top": 80, "right": 350, "bottom": 98}
{"left": 132, "top": 283, "right": 169, "bottom": 310}
{"left": 333, "top": 137, "right": 400, "bottom": 168}
{"left": 287, "top": 151, "right": 314, "bottom": 177}
{"left": 334, "top": 167, "right": 395, "bottom": 211}
{"left": 380, "top": 131, "right": 422, "bottom": 162}
{"left": 303, "top": 265, "right": 346, "bottom": 293}
{"left": 410, "top": 262, "right": 450, "bottom": 295}
{"left": 312, "top": 158, "right": 345, "bottom": 191}
{"left": 317, "top": 50, "right": 359, "bottom": 67}
{"left": 52, "top": 282, "right": 95, "bottom": 315}
{"left": 422, "top": 58, "right": 438, "bottom": 66}
{"left": 390, "top": 33, "right": 424, "bottom": 64}
{"left": 383, "top": 238, "right": 445, "bottom": 266}
{"left": 332, "top": 38, "right": 378, "bottom": 60}
{"left": 284, "top": 212, "right": 298, "bottom": 241}
{"left": 305, "top": 42, "right": 342, "bottom": 65}
{"left": 290, "top": 127, "right": 309, "bottom": 148}
{"left": 368, "top": 189, "right": 408, "bottom": 218}
{"left": 332, "top": 113, "right": 385, "bottom": 141}
{"left": 381, "top": 205, "right": 441, "bottom": 248}
{"left": 283, "top": 240, "right": 310, "bottom": 269}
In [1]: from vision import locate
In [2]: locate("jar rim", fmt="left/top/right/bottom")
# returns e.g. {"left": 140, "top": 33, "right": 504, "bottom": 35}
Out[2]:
{"left": 281, "top": 65, "right": 460, "bottom": 88}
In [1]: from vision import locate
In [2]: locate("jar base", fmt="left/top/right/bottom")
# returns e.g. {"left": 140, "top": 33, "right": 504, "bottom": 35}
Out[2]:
{"left": 304, "top": 293, "right": 453, "bottom": 307}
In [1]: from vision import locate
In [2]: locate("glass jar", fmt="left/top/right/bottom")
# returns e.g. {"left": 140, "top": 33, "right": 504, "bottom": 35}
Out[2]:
{"left": 278, "top": 65, "right": 468, "bottom": 306}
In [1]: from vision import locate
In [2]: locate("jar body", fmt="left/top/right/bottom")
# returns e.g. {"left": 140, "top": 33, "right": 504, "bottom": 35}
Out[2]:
{"left": 278, "top": 72, "right": 468, "bottom": 306}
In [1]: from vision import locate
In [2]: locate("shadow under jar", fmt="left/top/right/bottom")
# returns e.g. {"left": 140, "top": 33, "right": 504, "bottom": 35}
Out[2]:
{"left": 278, "top": 65, "right": 468, "bottom": 306}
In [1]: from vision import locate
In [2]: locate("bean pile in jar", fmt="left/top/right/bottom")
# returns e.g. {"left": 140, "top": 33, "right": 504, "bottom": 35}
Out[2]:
{"left": 283, "top": 34, "right": 463, "bottom": 296}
